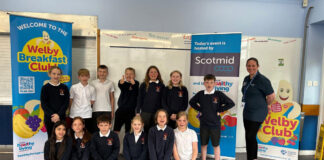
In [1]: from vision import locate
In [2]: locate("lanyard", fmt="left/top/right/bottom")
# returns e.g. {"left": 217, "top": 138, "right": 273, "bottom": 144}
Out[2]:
{"left": 242, "top": 72, "right": 258, "bottom": 102}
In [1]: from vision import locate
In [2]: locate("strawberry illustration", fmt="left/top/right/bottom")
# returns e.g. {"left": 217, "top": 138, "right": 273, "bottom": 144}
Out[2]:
{"left": 278, "top": 139, "right": 285, "bottom": 145}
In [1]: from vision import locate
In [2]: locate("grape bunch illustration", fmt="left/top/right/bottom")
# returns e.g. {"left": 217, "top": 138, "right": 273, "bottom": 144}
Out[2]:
{"left": 26, "top": 115, "right": 41, "bottom": 132}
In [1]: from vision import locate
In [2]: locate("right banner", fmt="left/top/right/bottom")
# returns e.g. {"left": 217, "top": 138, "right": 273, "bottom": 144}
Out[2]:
{"left": 257, "top": 79, "right": 301, "bottom": 160}
{"left": 188, "top": 33, "right": 242, "bottom": 159}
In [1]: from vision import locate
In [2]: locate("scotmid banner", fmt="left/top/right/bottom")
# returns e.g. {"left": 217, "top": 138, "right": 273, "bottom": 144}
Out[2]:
{"left": 188, "top": 33, "right": 241, "bottom": 159}
{"left": 10, "top": 15, "right": 72, "bottom": 160}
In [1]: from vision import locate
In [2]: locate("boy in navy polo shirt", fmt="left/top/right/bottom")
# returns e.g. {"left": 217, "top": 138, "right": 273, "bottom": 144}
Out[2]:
{"left": 189, "top": 74, "right": 235, "bottom": 160}
{"left": 90, "top": 115, "right": 120, "bottom": 160}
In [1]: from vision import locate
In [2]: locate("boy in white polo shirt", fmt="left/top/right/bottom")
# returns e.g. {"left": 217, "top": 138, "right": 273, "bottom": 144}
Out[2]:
{"left": 91, "top": 65, "right": 115, "bottom": 132}
{"left": 69, "top": 68, "right": 96, "bottom": 132}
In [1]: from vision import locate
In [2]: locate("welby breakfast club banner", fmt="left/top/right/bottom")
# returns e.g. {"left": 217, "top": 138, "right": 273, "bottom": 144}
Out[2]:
{"left": 188, "top": 33, "right": 241, "bottom": 159}
{"left": 257, "top": 80, "right": 301, "bottom": 160}
{"left": 10, "top": 15, "right": 72, "bottom": 160}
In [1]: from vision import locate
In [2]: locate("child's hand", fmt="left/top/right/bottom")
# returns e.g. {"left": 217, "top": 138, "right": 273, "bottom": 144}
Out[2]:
{"left": 170, "top": 114, "right": 177, "bottom": 121}
{"left": 130, "top": 78, "right": 135, "bottom": 85}
{"left": 120, "top": 75, "right": 125, "bottom": 84}
{"left": 51, "top": 114, "right": 60, "bottom": 123}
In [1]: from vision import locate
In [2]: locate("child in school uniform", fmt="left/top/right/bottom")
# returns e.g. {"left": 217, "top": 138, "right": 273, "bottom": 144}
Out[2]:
{"left": 70, "top": 117, "right": 91, "bottom": 160}
{"left": 41, "top": 66, "right": 70, "bottom": 138}
{"left": 90, "top": 115, "right": 120, "bottom": 160}
{"left": 173, "top": 111, "right": 198, "bottom": 160}
{"left": 69, "top": 68, "right": 96, "bottom": 131}
{"left": 189, "top": 74, "right": 235, "bottom": 160}
{"left": 162, "top": 70, "right": 188, "bottom": 129}
{"left": 123, "top": 115, "right": 148, "bottom": 160}
{"left": 136, "top": 65, "right": 165, "bottom": 132}
{"left": 114, "top": 67, "right": 139, "bottom": 134}
{"left": 148, "top": 109, "right": 174, "bottom": 160}
{"left": 44, "top": 121, "right": 72, "bottom": 160}
{"left": 91, "top": 65, "right": 115, "bottom": 132}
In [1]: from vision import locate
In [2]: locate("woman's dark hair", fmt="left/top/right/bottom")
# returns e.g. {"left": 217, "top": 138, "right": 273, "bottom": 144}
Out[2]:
{"left": 246, "top": 57, "right": 259, "bottom": 67}
{"left": 49, "top": 121, "right": 67, "bottom": 160}
{"left": 144, "top": 65, "right": 163, "bottom": 91}
{"left": 70, "top": 117, "right": 91, "bottom": 145}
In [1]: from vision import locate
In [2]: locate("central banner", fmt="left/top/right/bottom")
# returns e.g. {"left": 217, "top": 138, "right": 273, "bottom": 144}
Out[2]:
{"left": 10, "top": 15, "right": 72, "bottom": 160}
{"left": 188, "top": 33, "right": 241, "bottom": 159}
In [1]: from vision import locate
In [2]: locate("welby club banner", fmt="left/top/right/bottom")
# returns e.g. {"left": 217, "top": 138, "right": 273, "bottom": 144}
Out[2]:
{"left": 257, "top": 80, "right": 301, "bottom": 160}
{"left": 10, "top": 15, "right": 72, "bottom": 160}
{"left": 188, "top": 33, "right": 241, "bottom": 159}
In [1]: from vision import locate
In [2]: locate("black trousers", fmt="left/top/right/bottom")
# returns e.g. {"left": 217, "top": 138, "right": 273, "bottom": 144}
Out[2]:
{"left": 141, "top": 112, "right": 155, "bottom": 133}
{"left": 243, "top": 119, "right": 262, "bottom": 160}
{"left": 113, "top": 109, "right": 135, "bottom": 133}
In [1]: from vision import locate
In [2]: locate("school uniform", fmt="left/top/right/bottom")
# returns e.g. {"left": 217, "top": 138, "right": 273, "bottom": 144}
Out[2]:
{"left": 162, "top": 86, "right": 188, "bottom": 128}
{"left": 189, "top": 89, "right": 234, "bottom": 146}
{"left": 174, "top": 128, "right": 198, "bottom": 160}
{"left": 70, "top": 82, "right": 96, "bottom": 130}
{"left": 41, "top": 82, "right": 70, "bottom": 138}
{"left": 148, "top": 125, "right": 174, "bottom": 160}
{"left": 136, "top": 81, "right": 165, "bottom": 132}
{"left": 91, "top": 79, "right": 115, "bottom": 131}
{"left": 44, "top": 136, "right": 73, "bottom": 160}
{"left": 123, "top": 131, "right": 148, "bottom": 160}
{"left": 71, "top": 133, "right": 91, "bottom": 160}
{"left": 90, "top": 130, "right": 120, "bottom": 160}
{"left": 114, "top": 80, "right": 139, "bottom": 133}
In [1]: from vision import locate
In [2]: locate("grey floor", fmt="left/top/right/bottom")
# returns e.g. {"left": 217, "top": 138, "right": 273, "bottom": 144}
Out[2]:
{"left": 0, "top": 147, "right": 314, "bottom": 160}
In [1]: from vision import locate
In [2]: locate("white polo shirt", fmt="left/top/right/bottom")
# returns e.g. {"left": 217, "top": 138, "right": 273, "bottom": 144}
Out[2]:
{"left": 174, "top": 127, "right": 198, "bottom": 160}
{"left": 91, "top": 79, "right": 115, "bottom": 112}
{"left": 70, "top": 82, "right": 96, "bottom": 118}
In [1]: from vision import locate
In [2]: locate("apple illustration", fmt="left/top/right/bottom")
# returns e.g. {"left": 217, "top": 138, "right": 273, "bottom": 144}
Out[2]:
{"left": 13, "top": 108, "right": 30, "bottom": 120}
{"left": 223, "top": 115, "right": 237, "bottom": 127}
{"left": 278, "top": 139, "right": 285, "bottom": 145}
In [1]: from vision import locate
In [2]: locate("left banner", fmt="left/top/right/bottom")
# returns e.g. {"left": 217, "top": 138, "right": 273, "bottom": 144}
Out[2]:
{"left": 10, "top": 15, "right": 72, "bottom": 160}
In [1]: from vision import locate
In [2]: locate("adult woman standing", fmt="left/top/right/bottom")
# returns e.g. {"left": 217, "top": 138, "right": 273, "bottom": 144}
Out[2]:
{"left": 241, "top": 57, "right": 275, "bottom": 160}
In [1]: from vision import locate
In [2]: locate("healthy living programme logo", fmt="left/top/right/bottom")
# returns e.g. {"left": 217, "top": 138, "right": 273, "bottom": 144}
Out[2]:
{"left": 17, "top": 141, "right": 35, "bottom": 152}
{"left": 17, "top": 31, "right": 67, "bottom": 72}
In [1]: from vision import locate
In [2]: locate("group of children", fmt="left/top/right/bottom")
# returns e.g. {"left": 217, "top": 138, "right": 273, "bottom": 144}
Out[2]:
{"left": 41, "top": 65, "right": 235, "bottom": 160}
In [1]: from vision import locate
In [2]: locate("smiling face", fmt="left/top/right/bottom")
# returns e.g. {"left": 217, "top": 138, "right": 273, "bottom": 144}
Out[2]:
{"left": 72, "top": 119, "right": 84, "bottom": 134}
{"left": 176, "top": 115, "right": 188, "bottom": 130}
{"left": 43, "top": 31, "right": 50, "bottom": 43}
{"left": 132, "top": 119, "right": 143, "bottom": 134}
{"left": 78, "top": 74, "right": 90, "bottom": 84}
{"left": 97, "top": 68, "right": 108, "bottom": 80}
{"left": 149, "top": 68, "right": 158, "bottom": 81}
{"left": 171, "top": 72, "right": 181, "bottom": 86}
{"left": 55, "top": 124, "right": 66, "bottom": 140}
{"left": 157, "top": 111, "right": 167, "bottom": 127}
{"left": 276, "top": 80, "right": 293, "bottom": 104}
{"left": 246, "top": 59, "right": 259, "bottom": 77}
{"left": 49, "top": 68, "right": 61, "bottom": 84}
{"left": 125, "top": 69, "right": 135, "bottom": 82}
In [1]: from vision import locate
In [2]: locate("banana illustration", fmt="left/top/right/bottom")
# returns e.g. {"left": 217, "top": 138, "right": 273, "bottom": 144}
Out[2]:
{"left": 13, "top": 115, "right": 36, "bottom": 138}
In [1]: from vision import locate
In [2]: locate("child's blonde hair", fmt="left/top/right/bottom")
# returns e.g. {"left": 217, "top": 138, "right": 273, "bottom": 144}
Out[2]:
{"left": 130, "top": 115, "right": 144, "bottom": 133}
{"left": 78, "top": 68, "right": 90, "bottom": 76}
{"left": 167, "top": 70, "right": 184, "bottom": 89}
{"left": 48, "top": 66, "right": 62, "bottom": 74}
{"left": 176, "top": 111, "right": 188, "bottom": 120}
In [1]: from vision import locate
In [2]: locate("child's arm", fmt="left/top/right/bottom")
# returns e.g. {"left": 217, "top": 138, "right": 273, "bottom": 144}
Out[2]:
{"left": 91, "top": 87, "right": 96, "bottom": 105}
{"left": 181, "top": 87, "right": 189, "bottom": 111}
{"left": 107, "top": 134, "right": 120, "bottom": 160}
{"left": 148, "top": 129, "right": 157, "bottom": 160}
{"left": 90, "top": 136, "right": 104, "bottom": 160}
{"left": 217, "top": 92, "right": 235, "bottom": 112}
{"left": 136, "top": 83, "right": 146, "bottom": 114}
{"left": 164, "top": 129, "right": 175, "bottom": 160}
{"left": 191, "top": 141, "right": 198, "bottom": 160}
{"left": 43, "top": 141, "right": 50, "bottom": 160}
{"left": 58, "top": 85, "right": 70, "bottom": 119}
{"left": 61, "top": 137, "right": 73, "bottom": 160}
{"left": 173, "top": 143, "right": 181, "bottom": 160}
{"left": 189, "top": 92, "right": 201, "bottom": 112}
{"left": 40, "top": 86, "right": 55, "bottom": 118}
{"left": 109, "top": 91, "right": 115, "bottom": 119}
{"left": 122, "top": 135, "right": 131, "bottom": 160}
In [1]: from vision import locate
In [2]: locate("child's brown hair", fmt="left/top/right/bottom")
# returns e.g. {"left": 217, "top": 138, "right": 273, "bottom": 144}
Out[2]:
{"left": 48, "top": 66, "right": 62, "bottom": 74}
{"left": 70, "top": 117, "right": 91, "bottom": 145}
{"left": 154, "top": 109, "right": 168, "bottom": 124}
{"left": 78, "top": 68, "right": 90, "bottom": 76}
{"left": 204, "top": 74, "right": 216, "bottom": 81}
{"left": 144, "top": 65, "right": 163, "bottom": 91}
{"left": 125, "top": 67, "right": 136, "bottom": 75}
{"left": 96, "top": 115, "right": 111, "bottom": 124}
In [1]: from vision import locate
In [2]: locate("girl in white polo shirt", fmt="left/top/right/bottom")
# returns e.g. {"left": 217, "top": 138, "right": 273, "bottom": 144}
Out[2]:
{"left": 173, "top": 111, "right": 198, "bottom": 160}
